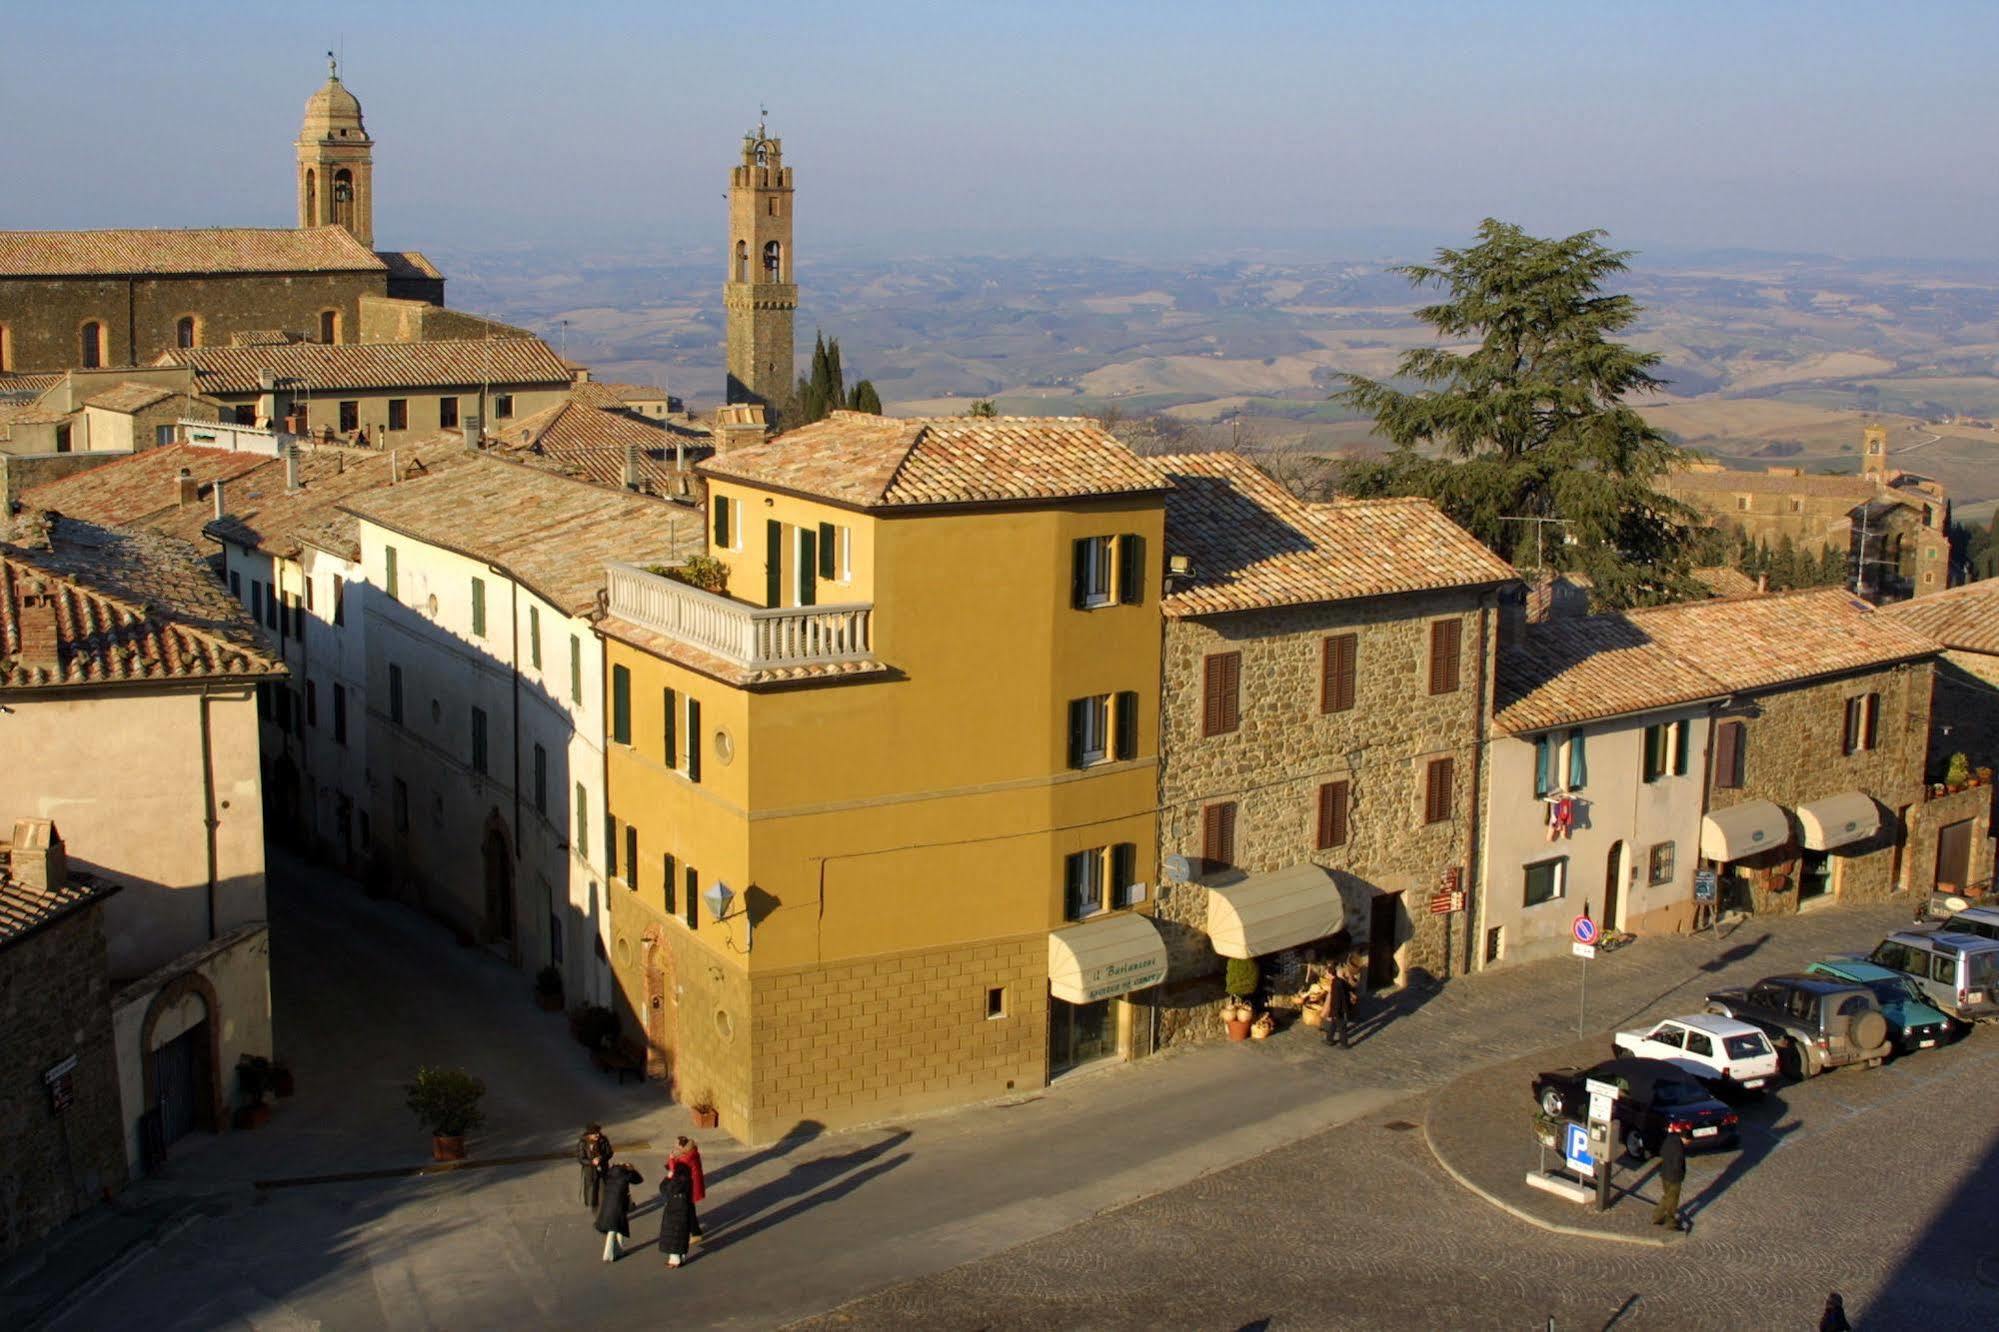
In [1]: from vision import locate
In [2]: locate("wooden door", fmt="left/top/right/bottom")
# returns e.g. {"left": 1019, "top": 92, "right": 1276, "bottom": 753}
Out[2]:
{"left": 1367, "top": 893, "right": 1401, "bottom": 991}
{"left": 1937, "top": 819, "right": 1974, "bottom": 893}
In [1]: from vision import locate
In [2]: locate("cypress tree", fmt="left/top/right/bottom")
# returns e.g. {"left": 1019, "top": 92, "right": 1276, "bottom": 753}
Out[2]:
{"left": 850, "top": 380, "right": 883, "bottom": 414}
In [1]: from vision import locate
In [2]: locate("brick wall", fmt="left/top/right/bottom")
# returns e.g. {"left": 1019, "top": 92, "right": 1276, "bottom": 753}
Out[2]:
{"left": 0, "top": 271, "right": 385, "bottom": 374}
{"left": 1151, "top": 590, "right": 1492, "bottom": 1043}
{"left": 1710, "top": 661, "right": 1931, "bottom": 912}
{"left": 0, "top": 903, "right": 127, "bottom": 1258}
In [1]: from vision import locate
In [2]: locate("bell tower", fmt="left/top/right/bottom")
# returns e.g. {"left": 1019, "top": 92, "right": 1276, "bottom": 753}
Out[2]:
{"left": 1862, "top": 423, "right": 1889, "bottom": 481}
{"left": 296, "top": 53, "right": 374, "bottom": 249}
{"left": 724, "top": 116, "right": 796, "bottom": 409}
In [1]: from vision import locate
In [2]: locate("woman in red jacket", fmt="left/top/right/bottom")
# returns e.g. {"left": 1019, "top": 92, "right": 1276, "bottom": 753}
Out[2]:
{"left": 667, "top": 1135, "right": 706, "bottom": 1242}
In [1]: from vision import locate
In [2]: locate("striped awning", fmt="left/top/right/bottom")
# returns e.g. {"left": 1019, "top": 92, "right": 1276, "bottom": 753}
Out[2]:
{"left": 1701, "top": 799, "right": 1791, "bottom": 863}
{"left": 1797, "top": 791, "right": 1881, "bottom": 852}
{"left": 1048, "top": 913, "right": 1167, "bottom": 1004}
{"left": 1206, "top": 863, "right": 1344, "bottom": 959}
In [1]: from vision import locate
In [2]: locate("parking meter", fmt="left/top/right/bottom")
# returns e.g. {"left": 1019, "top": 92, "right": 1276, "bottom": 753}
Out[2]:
{"left": 1586, "top": 1118, "right": 1617, "bottom": 1211}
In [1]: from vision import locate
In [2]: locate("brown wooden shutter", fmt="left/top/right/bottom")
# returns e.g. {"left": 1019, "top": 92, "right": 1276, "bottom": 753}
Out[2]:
{"left": 1117, "top": 533, "right": 1145, "bottom": 605}
{"left": 1203, "top": 801, "right": 1236, "bottom": 871}
{"left": 1429, "top": 620, "right": 1462, "bottom": 695}
{"left": 1322, "top": 634, "right": 1357, "bottom": 713}
{"left": 1842, "top": 697, "right": 1860, "bottom": 755}
{"left": 1863, "top": 692, "right": 1880, "bottom": 751}
{"left": 1203, "top": 652, "right": 1241, "bottom": 737}
{"left": 1317, "top": 780, "right": 1349, "bottom": 849}
{"left": 1067, "top": 698, "right": 1089, "bottom": 769}
{"left": 1114, "top": 690, "right": 1139, "bottom": 761}
{"left": 1714, "top": 720, "right": 1741, "bottom": 789}
{"left": 1425, "top": 756, "right": 1455, "bottom": 824}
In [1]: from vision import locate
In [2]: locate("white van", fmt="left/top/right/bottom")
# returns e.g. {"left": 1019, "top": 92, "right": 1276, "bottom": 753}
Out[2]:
{"left": 1867, "top": 931, "right": 1999, "bottom": 1023}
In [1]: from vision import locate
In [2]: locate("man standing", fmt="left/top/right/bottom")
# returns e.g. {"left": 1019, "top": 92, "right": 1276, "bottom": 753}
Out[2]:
{"left": 1651, "top": 1130, "right": 1688, "bottom": 1229}
{"left": 577, "top": 1124, "right": 612, "bottom": 1210}
{"left": 1323, "top": 964, "right": 1356, "bottom": 1050}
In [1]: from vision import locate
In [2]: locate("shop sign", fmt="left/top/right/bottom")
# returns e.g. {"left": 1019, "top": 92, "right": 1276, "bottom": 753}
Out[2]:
{"left": 1075, "top": 953, "right": 1167, "bottom": 1003}
{"left": 44, "top": 1054, "right": 78, "bottom": 1114}
{"left": 1694, "top": 870, "right": 1717, "bottom": 902}
{"left": 1429, "top": 890, "right": 1465, "bottom": 916}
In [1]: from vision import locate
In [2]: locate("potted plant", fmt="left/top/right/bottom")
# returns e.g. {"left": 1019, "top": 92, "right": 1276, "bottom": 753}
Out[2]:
{"left": 234, "top": 1055, "right": 273, "bottom": 1130}
{"left": 534, "top": 966, "right": 565, "bottom": 1013}
{"left": 1978, "top": 766, "right": 1994, "bottom": 787}
{"left": 405, "top": 1066, "right": 486, "bottom": 1161}
{"left": 1223, "top": 958, "right": 1259, "bottom": 1041}
{"left": 1946, "top": 753, "right": 1972, "bottom": 792}
{"left": 688, "top": 1090, "right": 720, "bottom": 1131}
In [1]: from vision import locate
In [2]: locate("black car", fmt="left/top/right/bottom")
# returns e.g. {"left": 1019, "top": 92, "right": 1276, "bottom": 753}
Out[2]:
{"left": 1532, "top": 1056, "right": 1741, "bottom": 1162}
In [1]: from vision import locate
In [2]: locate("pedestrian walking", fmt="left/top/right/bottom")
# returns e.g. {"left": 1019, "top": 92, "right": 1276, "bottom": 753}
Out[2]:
{"left": 1651, "top": 1130, "right": 1688, "bottom": 1229}
{"left": 666, "top": 1135, "right": 707, "bottom": 1242}
{"left": 1819, "top": 1292, "right": 1852, "bottom": 1332}
{"left": 659, "top": 1159, "right": 697, "bottom": 1267}
{"left": 577, "top": 1123, "right": 612, "bottom": 1210}
{"left": 1323, "top": 964, "right": 1356, "bottom": 1049}
{"left": 595, "top": 1157, "right": 643, "bottom": 1262}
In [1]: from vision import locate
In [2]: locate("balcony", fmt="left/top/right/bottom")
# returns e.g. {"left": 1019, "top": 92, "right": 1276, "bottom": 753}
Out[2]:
{"left": 604, "top": 562, "right": 874, "bottom": 670}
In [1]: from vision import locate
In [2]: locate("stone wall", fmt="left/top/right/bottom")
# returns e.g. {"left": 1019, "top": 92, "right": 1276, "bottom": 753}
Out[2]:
{"left": 1932, "top": 651, "right": 1999, "bottom": 781}
{"left": 356, "top": 297, "right": 528, "bottom": 345}
{"left": 0, "top": 901, "right": 127, "bottom": 1257}
{"left": 1151, "top": 589, "right": 1494, "bottom": 1045}
{"left": 0, "top": 450, "right": 131, "bottom": 506}
{"left": 1907, "top": 784, "right": 1996, "bottom": 899}
{"left": 1710, "top": 661, "right": 1931, "bottom": 913}
{"left": 0, "top": 270, "right": 385, "bottom": 374}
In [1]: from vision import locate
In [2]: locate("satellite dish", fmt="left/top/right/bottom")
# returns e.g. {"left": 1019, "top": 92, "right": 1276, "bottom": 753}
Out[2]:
{"left": 1163, "top": 854, "right": 1192, "bottom": 884}
{"left": 702, "top": 879, "right": 735, "bottom": 922}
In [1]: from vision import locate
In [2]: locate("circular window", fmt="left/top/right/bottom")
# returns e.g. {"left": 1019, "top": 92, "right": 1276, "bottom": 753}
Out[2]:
{"left": 714, "top": 728, "right": 735, "bottom": 766}
{"left": 425, "top": 593, "right": 439, "bottom": 618}
{"left": 616, "top": 936, "right": 631, "bottom": 966}
{"left": 715, "top": 1008, "right": 735, "bottom": 1042}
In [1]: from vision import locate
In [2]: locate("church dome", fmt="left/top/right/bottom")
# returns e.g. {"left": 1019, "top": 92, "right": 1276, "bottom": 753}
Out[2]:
{"left": 300, "top": 59, "right": 367, "bottom": 141}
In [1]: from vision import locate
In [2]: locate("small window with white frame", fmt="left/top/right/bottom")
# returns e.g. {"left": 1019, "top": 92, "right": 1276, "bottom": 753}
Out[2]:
{"left": 1523, "top": 856, "right": 1567, "bottom": 907}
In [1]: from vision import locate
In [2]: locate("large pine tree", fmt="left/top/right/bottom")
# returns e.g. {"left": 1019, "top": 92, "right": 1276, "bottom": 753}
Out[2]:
{"left": 1336, "top": 220, "right": 1696, "bottom": 607}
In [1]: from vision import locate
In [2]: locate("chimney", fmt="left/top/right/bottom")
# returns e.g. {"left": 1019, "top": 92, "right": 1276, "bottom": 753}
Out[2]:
{"left": 1497, "top": 582, "right": 1529, "bottom": 650}
{"left": 6, "top": 817, "right": 67, "bottom": 895}
{"left": 213, "top": 478, "right": 227, "bottom": 519}
{"left": 710, "top": 403, "right": 769, "bottom": 454}
{"left": 284, "top": 442, "right": 301, "bottom": 493}
{"left": 1755, "top": 572, "right": 1769, "bottom": 594}
{"left": 175, "top": 466, "right": 199, "bottom": 507}
{"left": 390, "top": 449, "right": 399, "bottom": 484}
{"left": 13, "top": 579, "right": 61, "bottom": 673}
{"left": 623, "top": 443, "right": 641, "bottom": 491}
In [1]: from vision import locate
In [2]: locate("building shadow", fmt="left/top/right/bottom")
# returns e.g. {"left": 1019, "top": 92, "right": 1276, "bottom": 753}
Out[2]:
{"left": 1697, "top": 932, "right": 1773, "bottom": 974}
{"left": 701, "top": 1128, "right": 912, "bottom": 1241}
{"left": 705, "top": 1118, "right": 826, "bottom": 1188}
{"left": 1341, "top": 967, "right": 1443, "bottom": 1047}
{"left": 1677, "top": 1085, "right": 1800, "bottom": 1223}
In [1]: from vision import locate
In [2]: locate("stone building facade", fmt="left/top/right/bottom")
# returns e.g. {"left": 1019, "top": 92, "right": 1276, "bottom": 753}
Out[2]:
{"left": 0, "top": 823, "right": 126, "bottom": 1258}
{"left": 1145, "top": 454, "right": 1513, "bottom": 1048}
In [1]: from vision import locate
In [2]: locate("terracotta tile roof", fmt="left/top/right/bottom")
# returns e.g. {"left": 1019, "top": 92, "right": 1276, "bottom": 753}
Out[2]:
{"left": 596, "top": 613, "right": 890, "bottom": 690}
{"left": 1496, "top": 616, "right": 1730, "bottom": 733}
{"left": 340, "top": 456, "right": 702, "bottom": 616}
{"left": 162, "top": 338, "right": 572, "bottom": 395}
{"left": 22, "top": 444, "right": 273, "bottom": 542}
{"left": 375, "top": 249, "right": 443, "bottom": 281}
{"left": 0, "top": 513, "right": 285, "bottom": 690}
{"left": 1152, "top": 452, "right": 1513, "bottom": 617}
{"left": 700, "top": 412, "right": 1168, "bottom": 511}
{"left": 1628, "top": 587, "right": 1939, "bottom": 694}
{"left": 1660, "top": 468, "right": 1881, "bottom": 501}
{"left": 81, "top": 382, "right": 178, "bottom": 414}
{"left": 1693, "top": 566, "right": 1764, "bottom": 599}
{"left": 0, "top": 864, "right": 117, "bottom": 950}
{"left": 1878, "top": 578, "right": 1999, "bottom": 655}
{"left": 0, "top": 373, "right": 64, "bottom": 397}
{"left": 0, "top": 226, "right": 384, "bottom": 277}
{"left": 230, "top": 330, "right": 304, "bottom": 347}
{"left": 494, "top": 393, "right": 709, "bottom": 497}
{"left": 205, "top": 439, "right": 473, "bottom": 562}
{"left": 597, "top": 381, "right": 670, "bottom": 404}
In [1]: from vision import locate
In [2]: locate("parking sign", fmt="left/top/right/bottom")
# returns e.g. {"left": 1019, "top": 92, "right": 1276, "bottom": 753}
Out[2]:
{"left": 1564, "top": 1121, "right": 1594, "bottom": 1177}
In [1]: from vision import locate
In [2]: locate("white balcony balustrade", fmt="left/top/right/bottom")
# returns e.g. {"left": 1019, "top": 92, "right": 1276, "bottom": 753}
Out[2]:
{"left": 605, "top": 563, "right": 873, "bottom": 669}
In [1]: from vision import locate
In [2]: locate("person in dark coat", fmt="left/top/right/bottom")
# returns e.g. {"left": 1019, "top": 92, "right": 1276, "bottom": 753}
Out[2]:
{"left": 1324, "top": 965, "right": 1356, "bottom": 1049}
{"left": 595, "top": 1159, "right": 643, "bottom": 1261}
{"left": 1651, "top": 1130, "right": 1688, "bottom": 1229}
{"left": 1819, "top": 1292, "right": 1852, "bottom": 1332}
{"left": 577, "top": 1124, "right": 612, "bottom": 1209}
{"left": 667, "top": 1135, "right": 706, "bottom": 1241}
{"left": 659, "top": 1160, "right": 697, "bottom": 1267}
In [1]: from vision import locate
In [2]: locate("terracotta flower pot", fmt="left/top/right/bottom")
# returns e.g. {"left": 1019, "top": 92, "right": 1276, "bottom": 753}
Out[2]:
{"left": 691, "top": 1107, "right": 720, "bottom": 1130}
{"left": 1225, "top": 1017, "right": 1253, "bottom": 1041}
{"left": 432, "top": 1134, "right": 466, "bottom": 1162}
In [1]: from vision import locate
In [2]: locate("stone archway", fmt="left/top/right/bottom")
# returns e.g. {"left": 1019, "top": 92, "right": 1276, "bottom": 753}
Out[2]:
{"left": 640, "top": 924, "right": 677, "bottom": 1088}
{"left": 139, "top": 971, "right": 225, "bottom": 1144}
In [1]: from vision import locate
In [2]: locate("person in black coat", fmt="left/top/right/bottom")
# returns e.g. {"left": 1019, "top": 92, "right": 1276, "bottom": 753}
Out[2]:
{"left": 1324, "top": 966, "right": 1357, "bottom": 1049}
{"left": 1651, "top": 1131, "right": 1688, "bottom": 1229}
{"left": 1819, "top": 1292, "right": 1851, "bottom": 1332}
{"left": 659, "top": 1160, "right": 697, "bottom": 1267}
{"left": 595, "top": 1160, "right": 643, "bottom": 1262}
{"left": 577, "top": 1124, "right": 611, "bottom": 1210}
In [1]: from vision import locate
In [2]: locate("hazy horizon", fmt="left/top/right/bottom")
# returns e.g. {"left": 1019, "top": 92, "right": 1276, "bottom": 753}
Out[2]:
{"left": 4, "top": 1, "right": 1997, "bottom": 267}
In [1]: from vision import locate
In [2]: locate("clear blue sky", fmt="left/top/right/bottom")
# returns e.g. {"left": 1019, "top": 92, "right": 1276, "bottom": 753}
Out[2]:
{"left": 3, "top": 0, "right": 1994, "bottom": 261}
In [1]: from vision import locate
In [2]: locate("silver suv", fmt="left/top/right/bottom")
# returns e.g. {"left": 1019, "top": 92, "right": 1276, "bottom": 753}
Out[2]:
{"left": 1868, "top": 931, "right": 1999, "bottom": 1023}
{"left": 1705, "top": 975, "right": 1893, "bottom": 1077}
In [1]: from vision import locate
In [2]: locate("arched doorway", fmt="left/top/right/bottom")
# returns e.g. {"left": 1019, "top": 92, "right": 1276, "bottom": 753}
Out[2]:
{"left": 1604, "top": 840, "right": 1624, "bottom": 931}
{"left": 139, "top": 972, "right": 223, "bottom": 1165}
{"left": 641, "top": 924, "right": 676, "bottom": 1087}
{"left": 482, "top": 818, "right": 515, "bottom": 950}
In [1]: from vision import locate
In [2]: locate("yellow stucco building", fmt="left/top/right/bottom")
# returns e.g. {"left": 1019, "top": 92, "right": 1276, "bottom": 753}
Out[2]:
{"left": 596, "top": 413, "right": 1169, "bottom": 1142}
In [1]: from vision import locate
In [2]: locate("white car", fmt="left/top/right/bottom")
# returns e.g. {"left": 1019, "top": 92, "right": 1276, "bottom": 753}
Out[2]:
{"left": 1612, "top": 1014, "right": 1780, "bottom": 1091}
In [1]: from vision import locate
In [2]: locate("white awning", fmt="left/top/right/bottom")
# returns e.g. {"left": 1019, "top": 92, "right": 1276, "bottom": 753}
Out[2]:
{"left": 1797, "top": 791, "right": 1881, "bottom": 852}
{"left": 1206, "top": 863, "right": 1345, "bottom": 959}
{"left": 1701, "top": 799, "right": 1791, "bottom": 863}
{"left": 1048, "top": 913, "right": 1167, "bottom": 1004}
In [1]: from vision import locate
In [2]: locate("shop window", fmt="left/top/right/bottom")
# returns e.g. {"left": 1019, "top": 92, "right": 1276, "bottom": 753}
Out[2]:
{"left": 1648, "top": 841, "right": 1676, "bottom": 886}
{"left": 1428, "top": 619, "right": 1462, "bottom": 695}
{"left": 1202, "top": 802, "right": 1236, "bottom": 872}
{"left": 1524, "top": 856, "right": 1567, "bottom": 907}
{"left": 1321, "top": 633, "right": 1356, "bottom": 713}
{"left": 1202, "top": 652, "right": 1241, "bottom": 737}
{"left": 388, "top": 399, "right": 408, "bottom": 431}
{"left": 1317, "top": 780, "right": 1350, "bottom": 850}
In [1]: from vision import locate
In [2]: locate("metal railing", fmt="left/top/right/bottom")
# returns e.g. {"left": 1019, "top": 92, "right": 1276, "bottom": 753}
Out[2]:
{"left": 604, "top": 563, "right": 873, "bottom": 670}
